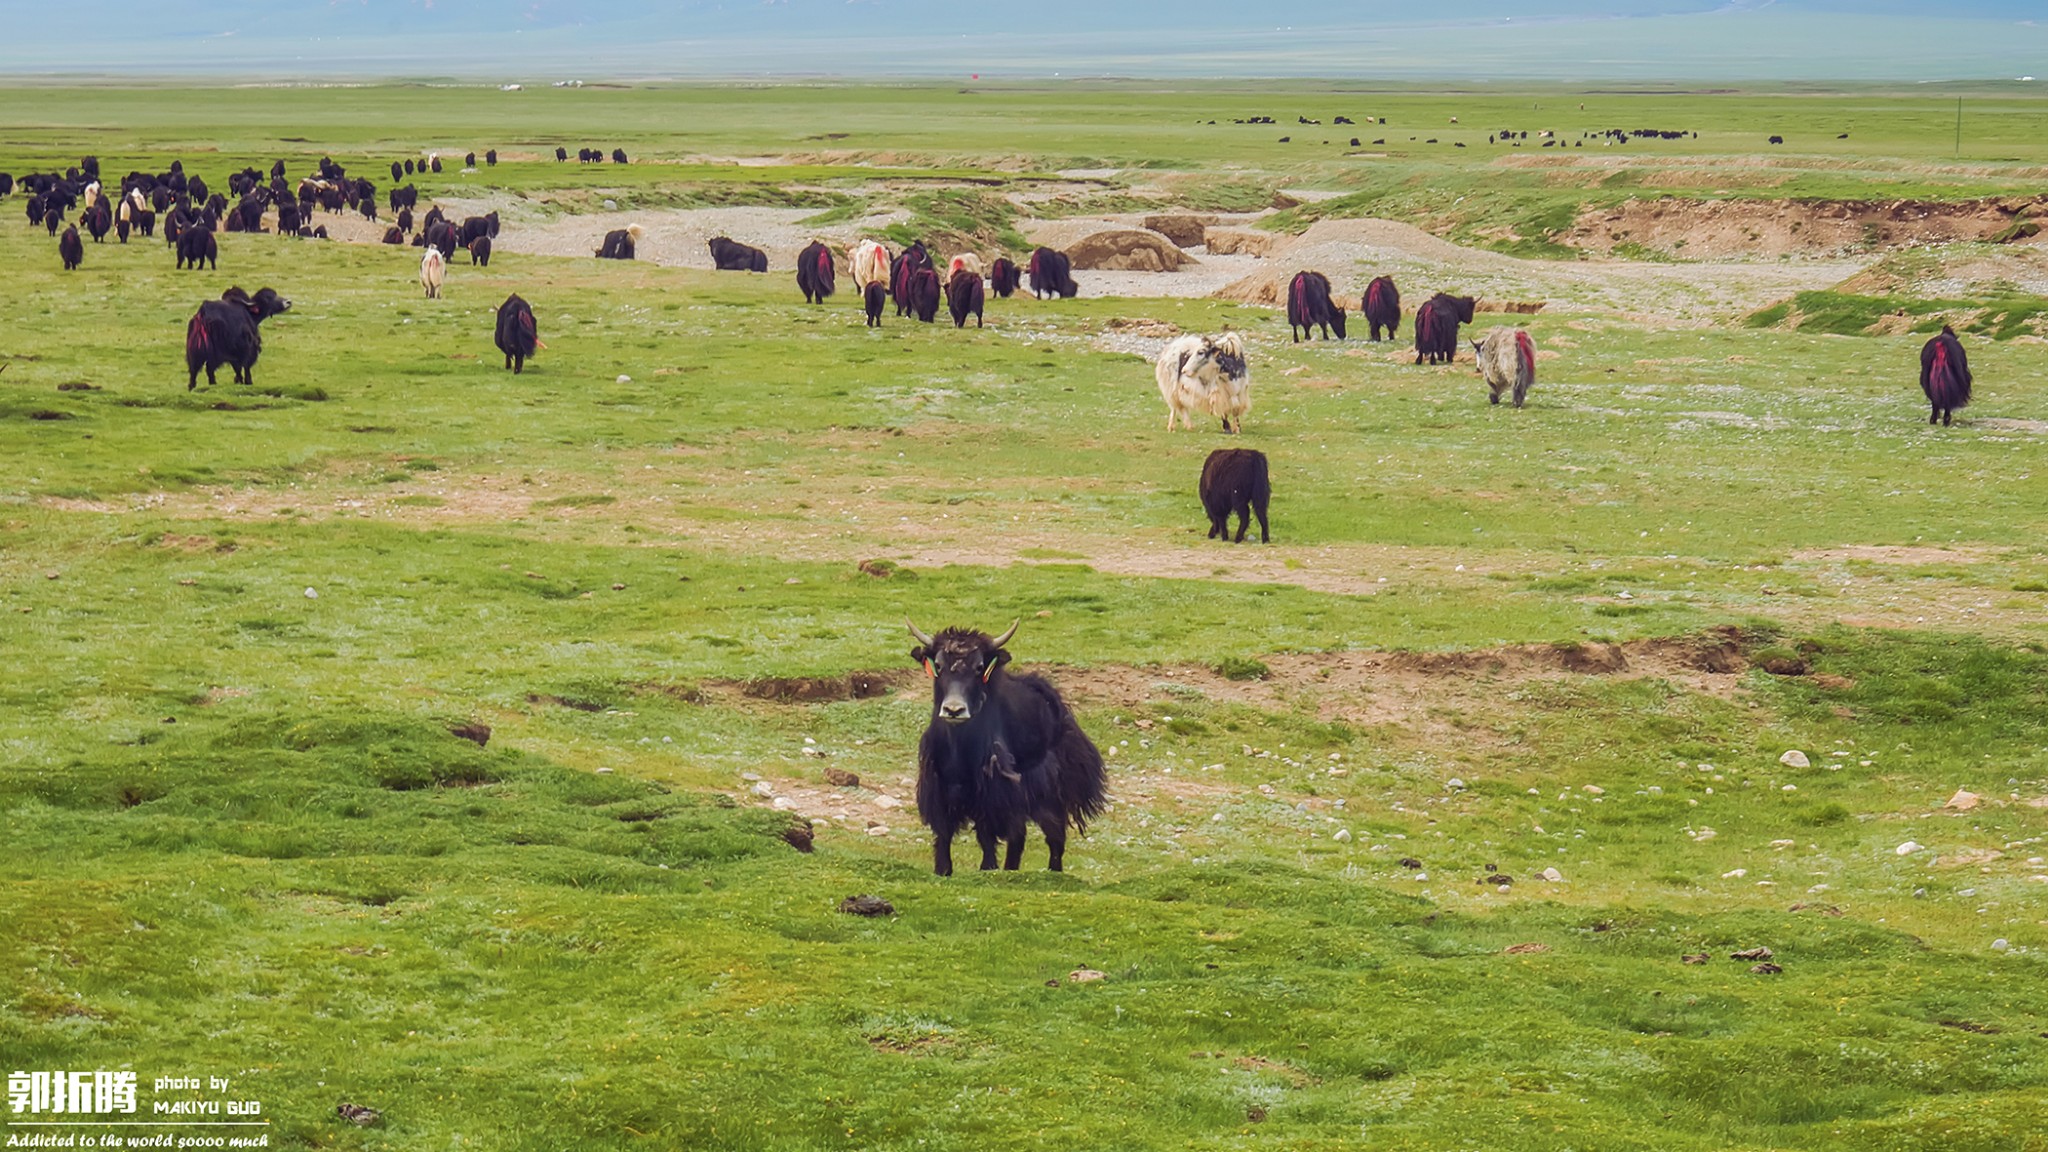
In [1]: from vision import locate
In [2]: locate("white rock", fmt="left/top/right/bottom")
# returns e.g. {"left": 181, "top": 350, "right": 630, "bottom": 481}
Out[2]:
{"left": 1582, "top": 784, "right": 1605, "bottom": 796}
{"left": 617, "top": 375, "right": 632, "bottom": 384}
{"left": 1446, "top": 778, "right": 1466, "bottom": 790}
{"left": 1945, "top": 789, "right": 1981, "bottom": 811}
{"left": 866, "top": 825, "right": 889, "bottom": 836}
{"left": 1782, "top": 785, "right": 1797, "bottom": 792}
{"left": 801, "top": 747, "right": 824, "bottom": 758}
{"left": 1413, "top": 873, "right": 1428, "bottom": 882}
{"left": 1896, "top": 840, "right": 1923, "bottom": 856}
{"left": 1992, "top": 938, "right": 2011, "bottom": 951}
{"left": 741, "top": 772, "right": 761, "bottom": 781}
{"left": 1539, "top": 867, "right": 1564, "bottom": 883}
{"left": 1780, "top": 750, "right": 1810, "bottom": 769}
{"left": 751, "top": 782, "right": 774, "bottom": 797}
{"left": 1723, "top": 868, "right": 1747, "bottom": 879}
{"left": 875, "top": 795, "right": 902, "bottom": 809}
{"left": 771, "top": 797, "right": 797, "bottom": 810}
{"left": 1332, "top": 828, "right": 1351, "bottom": 842}
{"left": 304, "top": 587, "right": 319, "bottom": 599}
{"left": 803, "top": 737, "right": 816, "bottom": 745}
{"left": 1771, "top": 839, "right": 1796, "bottom": 848}
{"left": 594, "top": 767, "right": 613, "bottom": 775}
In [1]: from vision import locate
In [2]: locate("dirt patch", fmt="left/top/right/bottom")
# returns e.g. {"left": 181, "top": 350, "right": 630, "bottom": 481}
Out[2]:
{"left": 1792, "top": 545, "right": 1993, "bottom": 566}
{"left": 1203, "top": 229, "right": 1279, "bottom": 257}
{"left": 714, "top": 670, "right": 910, "bottom": 703}
{"left": 1230, "top": 1056, "right": 1319, "bottom": 1087}
{"left": 1065, "top": 230, "right": 1197, "bottom": 272}
{"left": 1144, "top": 214, "right": 1219, "bottom": 247}
{"left": 1566, "top": 195, "right": 2048, "bottom": 260}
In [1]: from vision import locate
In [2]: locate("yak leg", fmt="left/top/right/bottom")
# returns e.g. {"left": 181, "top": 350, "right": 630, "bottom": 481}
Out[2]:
{"left": 1040, "top": 821, "right": 1067, "bottom": 872}
{"left": 930, "top": 822, "right": 957, "bottom": 877}
{"left": 1002, "top": 828, "right": 1027, "bottom": 871}
{"left": 976, "top": 824, "right": 1002, "bottom": 871}
{"left": 1233, "top": 500, "right": 1251, "bottom": 543}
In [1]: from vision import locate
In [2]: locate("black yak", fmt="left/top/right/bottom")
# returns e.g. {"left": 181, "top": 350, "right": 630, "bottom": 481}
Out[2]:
{"left": 395, "top": 207, "right": 412, "bottom": 234}
{"left": 1286, "top": 270, "right": 1345, "bottom": 341}
{"left": 58, "top": 225, "right": 83, "bottom": 270}
{"left": 176, "top": 224, "right": 217, "bottom": 271}
{"left": 422, "top": 220, "right": 459, "bottom": 259}
{"left": 485, "top": 150, "right": 498, "bottom": 167}
{"left": 1919, "top": 325, "right": 1972, "bottom": 426}
{"left": 596, "top": 225, "right": 640, "bottom": 260}
{"left": 494, "top": 293, "right": 539, "bottom": 374}
{"left": 947, "top": 267, "right": 984, "bottom": 328}
{"left": 81, "top": 201, "right": 111, "bottom": 242}
{"left": 1363, "top": 275, "right": 1401, "bottom": 341}
{"left": 709, "top": 236, "right": 767, "bottom": 272}
{"left": 276, "top": 199, "right": 302, "bottom": 235}
{"left": 457, "top": 212, "right": 499, "bottom": 247}
{"left": 464, "top": 152, "right": 476, "bottom": 169}
{"left": 555, "top": 147, "right": 568, "bottom": 162}
{"left": 45, "top": 207, "right": 63, "bottom": 237}
{"left": 796, "top": 240, "right": 836, "bottom": 303}
{"left": 908, "top": 267, "right": 941, "bottom": 323}
{"left": 905, "top": 619, "right": 1107, "bottom": 875}
{"left": 891, "top": 241, "right": 933, "bottom": 316}
{"left": 468, "top": 236, "right": 492, "bottom": 266}
{"left": 1200, "top": 448, "right": 1271, "bottom": 543}
{"left": 381, "top": 225, "right": 405, "bottom": 245}
{"left": 989, "top": 257, "right": 1021, "bottom": 298}
{"left": 864, "top": 281, "right": 886, "bottom": 327}
{"left": 1027, "top": 246, "right": 1078, "bottom": 299}
{"left": 390, "top": 161, "right": 403, "bottom": 183}
{"left": 611, "top": 148, "right": 629, "bottom": 165}
{"left": 1414, "top": 292, "right": 1476, "bottom": 365}
{"left": 185, "top": 287, "right": 290, "bottom": 389}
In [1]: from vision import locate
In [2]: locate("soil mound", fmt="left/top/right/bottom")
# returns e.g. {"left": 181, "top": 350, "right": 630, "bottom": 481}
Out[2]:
{"left": 1065, "top": 230, "right": 1197, "bottom": 272}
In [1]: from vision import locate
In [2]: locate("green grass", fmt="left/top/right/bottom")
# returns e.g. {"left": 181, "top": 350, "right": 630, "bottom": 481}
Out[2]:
{"left": 1751, "top": 290, "right": 2048, "bottom": 339}
{"left": 3, "top": 81, "right": 2048, "bottom": 1152}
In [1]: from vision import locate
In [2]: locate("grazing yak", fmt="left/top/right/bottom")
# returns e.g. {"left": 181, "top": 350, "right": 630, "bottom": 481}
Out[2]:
{"left": 989, "top": 257, "right": 1021, "bottom": 298}
{"left": 891, "top": 242, "right": 934, "bottom": 316}
{"left": 1919, "top": 325, "right": 1972, "bottom": 426}
{"left": 946, "top": 267, "right": 985, "bottom": 328}
{"left": 1363, "top": 275, "right": 1401, "bottom": 341}
{"left": 1286, "top": 270, "right": 1346, "bottom": 341}
{"left": 947, "top": 252, "right": 984, "bottom": 280}
{"left": 485, "top": 150, "right": 498, "bottom": 167}
{"left": 420, "top": 248, "right": 447, "bottom": 299}
{"left": 1027, "top": 246, "right": 1078, "bottom": 299}
{"left": 709, "top": 236, "right": 767, "bottom": 272}
{"left": 176, "top": 224, "right": 218, "bottom": 271}
{"left": 44, "top": 207, "right": 63, "bottom": 237}
{"left": 1414, "top": 292, "right": 1476, "bottom": 365}
{"left": 1473, "top": 327, "right": 1537, "bottom": 408}
{"left": 381, "top": 226, "right": 405, "bottom": 245}
{"left": 1156, "top": 331, "right": 1251, "bottom": 433}
{"left": 81, "top": 201, "right": 111, "bottom": 243}
{"left": 1200, "top": 447, "right": 1272, "bottom": 543}
{"left": 494, "top": 293, "right": 540, "bottom": 374}
{"left": 796, "top": 240, "right": 836, "bottom": 303}
{"left": 58, "top": 225, "right": 83, "bottom": 270}
{"left": 464, "top": 152, "right": 477, "bottom": 169}
{"left": 555, "top": 147, "right": 569, "bottom": 162}
{"left": 849, "top": 239, "right": 890, "bottom": 289}
{"left": 185, "top": 286, "right": 290, "bottom": 389}
{"left": 457, "top": 212, "right": 499, "bottom": 247}
{"left": 611, "top": 148, "right": 629, "bottom": 165}
{"left": 467, "top": 236, "right": 492, "bottom": 266}
{"left": 905, "top": 619, "right": 1107, "bottom": 875}
{"left": 596, "top": 225, "right": 641, "bottom": 260}
{"left": 422, "top": 220, "right": 460, "bottom": 259}
{"left": 907, "top": 267, "right": 942, "bottom": 323}
{"left": 863, "top": 281, "right": 886, "bottom": 327}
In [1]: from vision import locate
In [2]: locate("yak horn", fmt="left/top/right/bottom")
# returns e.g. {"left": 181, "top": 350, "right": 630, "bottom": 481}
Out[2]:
{"left": 990, "top": 619, "right": 1019, "bottom": 649}
{"left": 905, "top": 618, "right": 936, "bottom": 648}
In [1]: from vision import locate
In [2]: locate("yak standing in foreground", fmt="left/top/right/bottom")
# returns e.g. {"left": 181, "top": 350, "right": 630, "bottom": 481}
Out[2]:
{"left": 988, "top": 257, "right": 1021, "bottom": 298}
{"left": 946, "top": 267, "right": 984, "bottom": 328}
{"left": 1156, "top": 331, "right": 1251, "bottom": 433}
{"left": 891, "top": 242, "right": 933, "bottom": 316}
{"left": 420, "top": 248, "right": 446, "bottom": 299}
{"left": 58, "top": 225, "right": 83, "bottom": 270}
{"left": 494, "top": 293, "right": 540, "bottom": 374}
{"left": 185, "top": 287, "right": 290, "bottom": 389}
{"left": 1363, "top": 275, "right": 1400, "bottom": 341}
{"left": 1027, "top": 246, "right": 1077, "bottom": 299}
{"left": 467, "top": 236, "right": 492, "bottom": 267}
{"left": 863, "top": 281, "right": 886, "bottom": 327}
{"left": 796, "top": 240, "right": 836, "bottom": 303}
{"left": 1414, "top": 292, "right": 1476, "bottom": 365}
{"left": 176, "top": 224, "right": 217, "bottom": 271}
{"left": 906, "top": 619, "right": 1107, "bottom": 875}
{"left": 907, "top": 267, "right": 942, "bottom": 323}
{"left": 1919, "top": 325, "right": 1972, "bottom": 426}
{"left": 1473, "top": 327, "right": 1537, "bottom": 408}
{"left": 1200, "top": 447, "right": 1271, "bottom": 544}
{"left": 596, "top": 224, "right": 641, "bottom": 260}
{"left": 1286, "top": 270, "right": 1345, "bottom": 342}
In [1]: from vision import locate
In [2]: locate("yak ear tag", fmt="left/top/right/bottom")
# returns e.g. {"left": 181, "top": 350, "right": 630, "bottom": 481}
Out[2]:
{"left": 923, "top": 658, "right": 936, "bottom": 679}
{"left": 982, "top": 657, "right": 998, "bottom": 682}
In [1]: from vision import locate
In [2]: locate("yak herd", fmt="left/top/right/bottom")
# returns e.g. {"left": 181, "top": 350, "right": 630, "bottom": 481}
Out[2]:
{"left": 6, "top": 141, "right": 1997, "bottom": 878}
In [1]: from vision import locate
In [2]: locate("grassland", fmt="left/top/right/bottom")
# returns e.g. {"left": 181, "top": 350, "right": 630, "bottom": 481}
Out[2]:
{"left": 2, "top": 83, "right": 2047, "bottom": 1151}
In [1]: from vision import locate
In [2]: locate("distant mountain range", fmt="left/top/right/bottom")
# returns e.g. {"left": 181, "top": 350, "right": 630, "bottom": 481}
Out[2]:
{"left": 3, "top": 1, "right": 2044, "bottom": 78}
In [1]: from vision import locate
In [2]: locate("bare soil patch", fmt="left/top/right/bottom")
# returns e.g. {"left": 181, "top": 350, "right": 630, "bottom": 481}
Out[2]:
{"left": 1566, "top": 196, "right": 2048, "bottom": 260}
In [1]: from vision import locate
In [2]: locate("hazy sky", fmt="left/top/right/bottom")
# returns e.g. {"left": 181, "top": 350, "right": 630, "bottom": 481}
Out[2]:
{"left": 4, "top": 1, "right": 2045, "bottom": 78}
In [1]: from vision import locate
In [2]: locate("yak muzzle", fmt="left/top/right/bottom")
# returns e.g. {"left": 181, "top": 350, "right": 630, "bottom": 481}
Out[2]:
{"left": 937, "top": 696, "right": 972, "bottom": 723}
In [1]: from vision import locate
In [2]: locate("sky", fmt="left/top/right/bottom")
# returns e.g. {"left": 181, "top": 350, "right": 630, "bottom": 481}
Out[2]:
{"left": 2, "top": 1, "right": 2045, "bottom": 79}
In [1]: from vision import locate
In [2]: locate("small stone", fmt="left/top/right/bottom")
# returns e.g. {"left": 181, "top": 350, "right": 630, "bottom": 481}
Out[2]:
{"left": 1771, "top": 839, "right": 1796, "bottom": 848}
{"left": 1446, "top": 777, "right": 1466, "bottom": 790}
{"left": 1068, "top": 968, "right": 1106, "bottom": 983}
{"left": 1582, "top": 784, "right": 1605, "bottom": 796}
{"left": 1723, "top": 868, "right": 1747, "bottom": 879}
{"left": 866, "top": 825, "right": 889, "bottom": 836}
{"left": 741, "top": 772, "right": 762, "bottom": 782}
{"left": 771, "top": 796, "right": 797, "bottom": 810}
{"left": 800, "top": 747, "right": 824, "bottom": 758}
{"left": 1413, "top": 872, "right": 1428, "bottom": 881}
{"left": 616, "top": 375, "right": 632, "bottom": 383}
{"left": 1896, "top": 841, "right": 1923, "bottom": 856}
{"left": 1945, "top": 789, "right": 1981, "bottom": 811}
{"left": 875, "top": 795, "right": 902, "bottom": 809}
{"left": 751, "top": 782, "right": 774, "bottom": 796}
{"left": 611, "top": 583, "right": 626, "bottom": 591}
{"left": 336, "top": 1102, "right": 381, "bottom": 1127}
{"left": 823, "top": 766, "right": 860, "bottom": 787}
{"left": 304, "top": 587, "right": 319, "bottom": 599}
{"left": 1332, "top": 828, "right": 1351, "bottom": 842}
{"left": 1749, "top": 962, "right": 1783, "bottom": 975}
{"left": 1779, "top": 750, "right": 1810, "bottom": 769}
{"left": 594, "top": 766, "right": 613, "bottom": 775}
{"left": 1730, "top": 946, "right": 1773, "bottom": 961}
{"left": 839, "top": 894, "right": 894, "bottom": 916}
{"left": 1992, "top": 938, "right": 2011, "bottom": 951}
{"left": 1539, "top": 867, "right": 1564, "bottom": 883}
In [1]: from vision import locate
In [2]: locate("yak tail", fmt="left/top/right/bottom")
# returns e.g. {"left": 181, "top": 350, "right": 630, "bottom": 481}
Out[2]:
{"left": 1929, "top": 340, "right": 1972, "bottom": 409}
{"left": 1057, "top": 724, "right": 1109, "bottom": 833}
{"left": 185, "top": 314, "right": 210, "bottom": 364}
{"left": 1514, "top": 330, "right": 1536, "bottom": 378}
{"left": 1289, "top": 275, "right": 1305, "bottom": 321}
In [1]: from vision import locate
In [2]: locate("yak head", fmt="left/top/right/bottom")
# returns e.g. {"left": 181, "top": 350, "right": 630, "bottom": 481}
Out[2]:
{"left": 1179, "top": 332, "right": 1246, "bottom": 384}
{"left": 907, "top": 618, "right": 1018, "bottom": 724}
{"left": 223, "top": 287, "right": 292, "bottom": 321}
